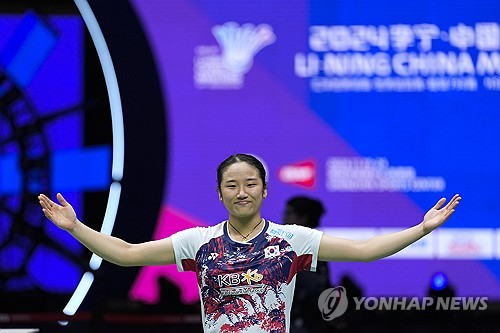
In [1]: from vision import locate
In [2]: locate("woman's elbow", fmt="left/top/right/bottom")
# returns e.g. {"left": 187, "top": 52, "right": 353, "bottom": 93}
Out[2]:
{"left": 106, "top": 256, "right": 134, "bottom": 267}
{"left": 360, "top": 255, "right": 377, "bottom": 263}
{"left": 111, "top": 246, "right": 138, "bottom": 267}
{"left": 354, "top": 245, "right": 379, "bottom": 263}
{"left": 360, "top": 250, "right": 387, "bottom": 262}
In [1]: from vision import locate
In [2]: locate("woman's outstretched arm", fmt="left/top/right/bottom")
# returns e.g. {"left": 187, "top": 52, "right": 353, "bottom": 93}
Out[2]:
{"left": 318, "top": 194, "right": 461, "bottom": 262}
{"left": 39, "top": 193, "right": 175, "bottom": 266}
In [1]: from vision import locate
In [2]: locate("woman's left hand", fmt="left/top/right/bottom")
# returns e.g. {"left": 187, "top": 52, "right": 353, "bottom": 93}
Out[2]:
{"left": 422, "top": 194, "right": 461, "bottom": 234}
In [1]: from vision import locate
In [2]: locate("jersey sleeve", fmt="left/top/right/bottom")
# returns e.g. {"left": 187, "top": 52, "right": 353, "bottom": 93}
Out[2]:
{"left": 286, "top": 224, "right": 323, "bottom": 272}
{"left": 170, "top": 227, "right": 204, "bottom": 272}
{"left": 170, "top": 223, "right": 224, "bottom": 272}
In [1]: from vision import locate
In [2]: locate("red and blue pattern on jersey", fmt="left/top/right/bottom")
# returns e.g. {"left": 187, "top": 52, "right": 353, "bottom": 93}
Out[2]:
{"left": 181, "top": 220, "right": 315, "bottom": 332}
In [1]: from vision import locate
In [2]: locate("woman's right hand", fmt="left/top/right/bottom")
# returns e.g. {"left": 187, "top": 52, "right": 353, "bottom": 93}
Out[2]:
{"left": 38, "top": 193, "right": 77, "bottom": 231}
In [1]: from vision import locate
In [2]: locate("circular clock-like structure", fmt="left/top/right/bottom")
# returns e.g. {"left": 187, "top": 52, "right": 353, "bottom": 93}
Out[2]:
{"left": 1, "top": 0, "right": 167, "bottom": 315}
{"left": 0, "top": 74, "right": 56, "bottom": 293}
{"left": 0, "top": 7, "right": 111, "bottom": 310}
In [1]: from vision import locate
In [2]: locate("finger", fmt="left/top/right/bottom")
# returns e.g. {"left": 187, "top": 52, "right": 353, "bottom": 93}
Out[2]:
{"left": 38, "top": 197, "right": 52, "bottom": 210}
{"left": 446, "top": 194, "right": 461, "bottom": 209}
{"left": 38, "top": 194, "right": 47, "bottom": 205}
{"left": 38, "top": 194, "right": 54, "bottom": 208}
{"left": 57, "top": 193, "right": 69, "bottom": 207}
{"left": 39, "top": 200, "right": 48, "bottom": 210}
{"left": 433, "top": 197, "right": 446, "bottom": 209}
{"left": 443, "top": 195, "right": 461, "bottom": 217}
{"left": 443, "top": 208, "right": 455, "bottom": 220}
{"left": 41, "top": 208, "right": 54, "bottom": 220}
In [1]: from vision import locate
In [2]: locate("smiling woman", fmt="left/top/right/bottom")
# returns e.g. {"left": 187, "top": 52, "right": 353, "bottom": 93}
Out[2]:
{"left": 217, "top": 154, "right": 268, "bottom": 240}
{"left": 38, "top": 152, "right": 460, "bottom": 333}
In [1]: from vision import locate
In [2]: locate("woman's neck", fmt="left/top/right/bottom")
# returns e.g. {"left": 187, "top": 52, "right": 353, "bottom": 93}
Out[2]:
{"left": 227, "top": 215, "right": 264, "bottom": 241}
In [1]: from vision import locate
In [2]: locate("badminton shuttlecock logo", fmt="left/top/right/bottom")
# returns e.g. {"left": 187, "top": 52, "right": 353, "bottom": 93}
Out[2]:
{"left": 212, "top": 22, "right": 276, "bottom": 75}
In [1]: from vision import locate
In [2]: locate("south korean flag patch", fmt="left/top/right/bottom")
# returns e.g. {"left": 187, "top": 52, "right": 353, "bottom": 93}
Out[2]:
{"left": 264, "top": 245, "right": 280, "bottom": 258}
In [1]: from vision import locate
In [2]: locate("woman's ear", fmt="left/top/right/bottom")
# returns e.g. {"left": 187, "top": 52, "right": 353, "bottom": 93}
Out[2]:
{"left": 263, "top": 188, "right": 268, "bottom": 199}
{"left": 218, "top": 191, "right": 223, "bottom": 202}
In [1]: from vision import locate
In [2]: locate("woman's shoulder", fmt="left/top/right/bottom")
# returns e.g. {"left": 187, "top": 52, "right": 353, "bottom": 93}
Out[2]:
{"left": 266, "top": 220, "right": 313, "bottom": 231}
{"left": 171, "top": 221, "right": 226, "bottom": 246}
{"left": 266, "top": 220, "right": 321, "bottom": 237}
{"left": 187, "top": 220, "right": 226, "bottom": 233}
{"left": 172, "top": 220, "right": 225, "bottom": 237}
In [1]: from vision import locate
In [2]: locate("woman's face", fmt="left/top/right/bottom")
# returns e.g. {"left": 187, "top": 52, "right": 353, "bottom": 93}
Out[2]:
{"left": 218, "top": 162, "right": 267, "bottom": 221}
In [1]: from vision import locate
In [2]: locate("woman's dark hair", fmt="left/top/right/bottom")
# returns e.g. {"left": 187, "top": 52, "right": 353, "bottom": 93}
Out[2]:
{"left": 286, "top": 196, "right": 326, "bottom": 229}
{"left": 217, "top": 153, "right": 267, "bottom": 191}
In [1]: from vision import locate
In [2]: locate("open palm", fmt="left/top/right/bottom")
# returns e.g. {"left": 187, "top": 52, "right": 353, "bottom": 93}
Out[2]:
{"left": 422, "top": 194, "right": 461, "bottom": 234}
{"left": 38, "top": 193, "right": 77, "bottom": 231}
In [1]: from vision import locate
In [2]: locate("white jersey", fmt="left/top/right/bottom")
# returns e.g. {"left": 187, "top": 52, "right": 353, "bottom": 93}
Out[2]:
{"left": 171, "top": 219, "right": 323, "bottom": 333}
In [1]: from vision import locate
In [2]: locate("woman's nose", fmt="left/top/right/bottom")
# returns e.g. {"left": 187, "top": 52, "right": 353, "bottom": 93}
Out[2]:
{"left": 236, "top": 188, "right": 247, "bottom": 198}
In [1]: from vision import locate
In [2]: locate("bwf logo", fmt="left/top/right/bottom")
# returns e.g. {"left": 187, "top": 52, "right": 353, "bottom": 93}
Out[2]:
{"left": 193, "top": 22, "right": 276, "bottom": 89}
{"left": 212, "top": 22, "right": 276, "bottom": 75}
